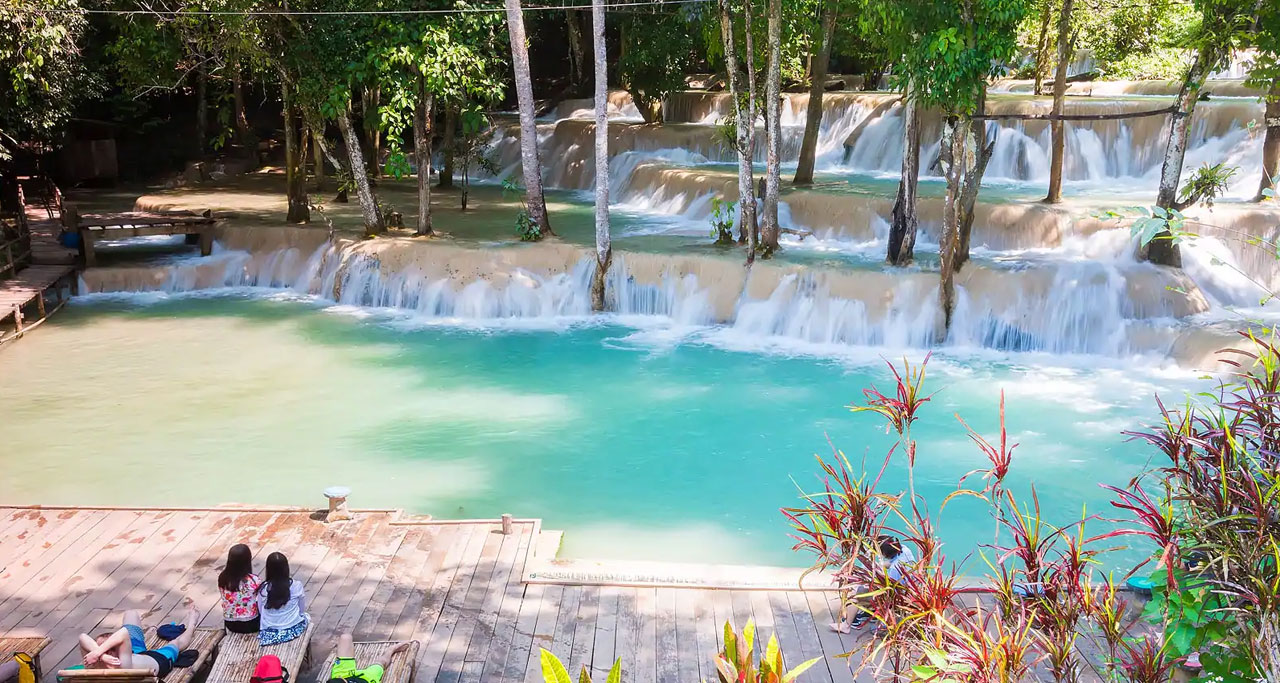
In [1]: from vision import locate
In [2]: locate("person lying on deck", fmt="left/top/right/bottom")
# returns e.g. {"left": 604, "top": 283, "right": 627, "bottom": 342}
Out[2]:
{"left": 327, "top": 633, "right": 417, "bottom": 683}
{"left": 77, "top": 607, "right": 200, "bottom": 677}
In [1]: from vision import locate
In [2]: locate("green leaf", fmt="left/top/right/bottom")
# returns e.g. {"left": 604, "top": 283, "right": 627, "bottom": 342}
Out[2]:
{"left": 604, "top": 659, "right": 621, "bottom": 683}
{"left": 540, "top": 650, "right": 572, "bottom": 683}
{"left": 781, "top": 658, "right": 823, "bottom": 683}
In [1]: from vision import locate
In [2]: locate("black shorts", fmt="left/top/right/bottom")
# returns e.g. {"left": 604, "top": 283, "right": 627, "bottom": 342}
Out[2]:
{"left": 139, "top": 650, "right": 175, "bottom": 678}
{"left": 225, "top": 616, "right": 261, "bottom": 634}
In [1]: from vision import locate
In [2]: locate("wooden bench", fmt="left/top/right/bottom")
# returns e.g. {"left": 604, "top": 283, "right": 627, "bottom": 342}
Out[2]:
{"left": 204, "top": 624, "right": 314, "bottom": 683}
{"left": 318, "top": 641, "right": 420, "bottom": 683}
{"left": 54, "top": 628, "right": 223, "bottom": 683}
{"left": 0, "top": 636, "right": 51, "bottom": 679}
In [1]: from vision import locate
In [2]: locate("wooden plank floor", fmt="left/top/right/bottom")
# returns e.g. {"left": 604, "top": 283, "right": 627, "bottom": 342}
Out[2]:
{"left": 0, "top": 507, "right": 875, "bottom": 683}
{"left": 0, "top": 265, "right": 73, "bottom": 311}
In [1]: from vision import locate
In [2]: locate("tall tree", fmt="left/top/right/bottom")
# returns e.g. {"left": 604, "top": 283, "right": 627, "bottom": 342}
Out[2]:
{"left": 281, "top": 77, "right": 310, "bottom": 224}
{"left": 414, "top": 78, "right": 434, "bottom": 236}
{"left": 887, "top": 86, "right": 920, "bottom": 265}
{"left": 1043, "top": 0, "right": 1073, "bottom": 204}
{"left": 1030, "top": 0, "right": 1054, "bottom": 95}
{"left": 590, "top": 0, "right": 611, "bottom": 312}
{"left": 870, "top": 0, "right": 921, "bottom": 265}
{"left": 717, "top": 0, "right": 758, "bottom": 248}
{"left": 888, "top": 0, "right": 1027, "bottom": 332}
{"left": 336, "top": 105, "right": 383, "bottom": 236}
{"left": 505, "top": 0, "right": 554, "bottom": 237}
{"left": 0, "top": 0, "right": 91, "bottom": 165}
{"left": 759, "top": 0, "right": 784, "bottom": 257}
{"left": 1249, "top": 2, "right": 1280, "bottom": 201}
{"left": 1146, "top": 0, "right": 1253, "bottom": 266}
{"left": 616, "top": 7, "right": 694, "bottom": 124}
{"left": 793, "top": 0, "right": 838, "bottom": 185}
{"left": 565, "top": 10, "right": 590, "bottom": 96}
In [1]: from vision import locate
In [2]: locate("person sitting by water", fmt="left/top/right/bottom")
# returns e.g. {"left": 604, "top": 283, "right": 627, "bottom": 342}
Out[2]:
{"left": 76, "top": 607, "right": 200, "bottom": 678}
{"left": 219, "top": 544, "right": 263, "bottom": 634}
{"left": 831, "top": 535, "right": 917, "bottom": 633}
{"left": 327, "top": 632, "right": 417, "bottom": 683}
{"left": 256, "top": 552, "right": 309, "bottom": 646}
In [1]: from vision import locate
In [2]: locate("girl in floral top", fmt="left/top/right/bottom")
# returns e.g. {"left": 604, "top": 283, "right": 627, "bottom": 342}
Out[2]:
{"left": 218, "top": 544, "right": 262, "bottom": 633}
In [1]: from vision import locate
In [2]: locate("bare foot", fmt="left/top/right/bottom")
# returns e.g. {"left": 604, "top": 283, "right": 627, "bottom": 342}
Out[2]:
{"left": 829, "top": 622, "right": 850, "bottom": 634}
{"left": 184, "top": 606, "right": 200, "bottom": 628}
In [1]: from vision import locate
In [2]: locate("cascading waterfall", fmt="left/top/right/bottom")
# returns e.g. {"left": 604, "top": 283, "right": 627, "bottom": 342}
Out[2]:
{"left": 499, "top": 90, "right": 1264, "bottom": 195}
{"left": 79, "top": 233, "right": 1213, "bottom": 361}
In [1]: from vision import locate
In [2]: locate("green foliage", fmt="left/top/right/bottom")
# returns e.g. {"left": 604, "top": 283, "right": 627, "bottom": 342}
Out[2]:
{"left": 709, "top": 197, "right": 736, "bottom": 244}
{"left": 874, "top": 0, "right": 1028, "bottom": 115}
{"left": 501, "top": 177, "right": 540, "bottom": 241}
{"left": 538, "top": 649, "right": 620, "bottom": 683}
{"left": 1113, "top": 337, "right": 1280, "bottom": 680}
{"left": 1075, "top": 0, "right": 1198, "bottom": 79}
{"left": 0, "top": 0, "right": 95, "bottom": 155}
{"left": 714, "top": 620, "right": 820, "bottom": 683}
{"left": 1244, "top": 0, "right": 1280, "bottom": 91}
{"left": 1178, "top": 162, "right": 1238, "bottom": 209}
{"left": 617, "top": 7, "right": 696, "bottom": 123}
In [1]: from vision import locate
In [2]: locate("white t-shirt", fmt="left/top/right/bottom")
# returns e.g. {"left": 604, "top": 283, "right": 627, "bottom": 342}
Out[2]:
{"left": 880, "top": 547, "right": 917, "bottom": 583}
{"left": 257, "top": 579, "right": 307, "bottom": 630}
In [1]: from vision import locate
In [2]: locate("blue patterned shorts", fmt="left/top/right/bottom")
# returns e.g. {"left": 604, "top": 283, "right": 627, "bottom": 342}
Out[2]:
{"left": 258, "top": 616, "right": 309, "bottom": 646}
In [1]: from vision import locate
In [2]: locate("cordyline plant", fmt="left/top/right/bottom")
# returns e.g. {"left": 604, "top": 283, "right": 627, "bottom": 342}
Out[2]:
{"left": 714, "top": 620, "right": 821, "bottom": 683}
{"left": 785, "top": 355, "right": 1153, "bottom": 682}
{"left": 1101, "top": 332, "right": 1280, "bottom": 681}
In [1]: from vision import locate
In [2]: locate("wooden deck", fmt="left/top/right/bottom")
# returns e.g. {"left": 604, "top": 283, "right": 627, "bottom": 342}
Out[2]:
{"left": 69, "top": 210, "right": 217, "bottom": 267}
{"left": 0, "top": 264, "right": 76, "bottom": 345}
{"left": 0, "top": 506, "right": 872, "bottom": 683}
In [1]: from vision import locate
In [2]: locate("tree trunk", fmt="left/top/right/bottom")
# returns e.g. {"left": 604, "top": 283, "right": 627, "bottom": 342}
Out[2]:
{"left": 938, "top": 117, "right": 967, "bottom": 338}
{"left": 505, "top": 0, "right": 554, "bottom": 237}
{"left": 718, "top": 0, "right": 757, "bottom": 248}
{"left": 743, "top": 0, "right": 760, "bottom": 257}
{"left": 793, "top": 0, "right": 836, "bottom": 185}
{"left": 440, "top": 107, "right": 456, "bottom": 189}
{"left": 336, "top": 106, "right": 383, "bottom": 237}
{"left": 1044, "top": 0, "right": 1073, "bottom": 204}
{"left": 232, "top": 67, "right": 250, "bottom": 149}
{"left": 415, "top": 78, "right": 434, "bottom": 237}
{"left": 195, "top": 62, "right": 208, "bottom": 156}
{"left": 887, "top": 89, "right": 920, "bottom": 265}
{"left": 1147, "top": 49, "right": 1211, "bottom": 267}
{"left": 281, "top": 78, "right": 310, "bottom": 224}
{"left": 1032, "top": 0, "right": 1054, "bottom": 96}
{"left": 759, "top": 0, "right": 783, "bottom": 257}
{"left": 566, "top": 9, "right": 588, "bottom": 96}
{"left": 590, "top": 0, "right": 611, "bottom": 312}
{"left": 313, "top": 129, "right": 324, "bottom": 188}
{"left": 1257, "top": 83, "right": 1280, "bottom": 202}
{"left": 362, "top": 86, "right": 382, "bottom": 179}
{"left": 956, "top": 115, "right": 996, "bottom": 270}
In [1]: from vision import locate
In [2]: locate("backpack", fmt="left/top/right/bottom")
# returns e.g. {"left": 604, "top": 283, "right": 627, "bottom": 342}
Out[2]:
{"left": 13, "top": 652, "right": 35, "bottom": 683}
{"left": 250, "top": 655, "right": 289, "bottom": 683}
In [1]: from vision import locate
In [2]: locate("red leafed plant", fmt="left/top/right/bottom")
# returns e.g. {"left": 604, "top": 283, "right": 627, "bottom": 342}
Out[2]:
{"left": 786, "top": 355, "right": 1128, "bottom": 682}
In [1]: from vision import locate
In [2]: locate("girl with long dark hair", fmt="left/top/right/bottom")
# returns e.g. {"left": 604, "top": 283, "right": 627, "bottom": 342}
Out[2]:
{"left": 255, "top": 552, "right": 309, "bottom": 645}
{"left": 218, "top": 544, "right": 262, "bottom": 633}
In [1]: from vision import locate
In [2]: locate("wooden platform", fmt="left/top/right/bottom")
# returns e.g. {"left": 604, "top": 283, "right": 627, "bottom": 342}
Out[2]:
{"left": 0, "top": 264, "right": 76, "bottom": 345}
{"left": 0, "top": 506, "right": 880, "bottom": 683}
{"left": 66, "top": 209, "right": 217, "bottom": 267}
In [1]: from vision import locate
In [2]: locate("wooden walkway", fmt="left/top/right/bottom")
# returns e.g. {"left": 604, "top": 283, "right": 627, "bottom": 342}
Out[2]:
{"left": 0, "top": 506, "right": 872, "bottom": 683}
{"left": 0, "top": 264, "right": 75, "bottom": 345}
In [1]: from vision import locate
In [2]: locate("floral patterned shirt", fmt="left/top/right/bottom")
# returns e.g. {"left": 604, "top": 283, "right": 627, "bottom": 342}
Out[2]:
{"left": 221, "top": 573, "right": 262, "bottom": 621}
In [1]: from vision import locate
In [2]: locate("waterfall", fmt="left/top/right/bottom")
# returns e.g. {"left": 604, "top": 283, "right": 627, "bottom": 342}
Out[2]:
{"left": 77, "top": 235, "right": 1211, "bottom": 361}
